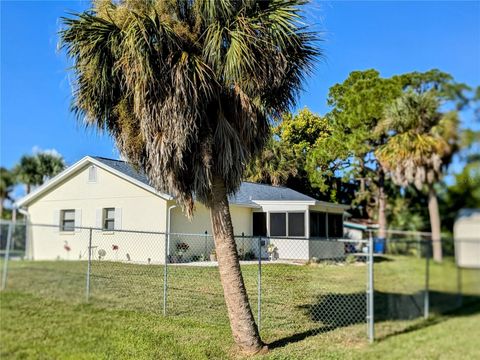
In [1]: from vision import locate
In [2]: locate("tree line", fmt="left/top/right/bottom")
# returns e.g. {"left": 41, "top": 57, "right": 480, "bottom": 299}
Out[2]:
{"left": 0, "top": 152, "right": 66, "bottom": 218}
{"left": 245, "top": 69, "right": 480, "bottom": 263}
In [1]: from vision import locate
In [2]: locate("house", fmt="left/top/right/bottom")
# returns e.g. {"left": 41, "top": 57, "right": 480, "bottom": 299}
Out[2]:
{"left": 454, "top": 209, "right": 480, "bottom": 268}
{"left": 16, "top": 156, "right": 349, "bottom": 263}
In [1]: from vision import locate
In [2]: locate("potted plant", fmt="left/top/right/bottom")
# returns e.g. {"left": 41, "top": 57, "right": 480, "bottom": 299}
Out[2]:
{"left": 175, "top": 242, "right": 189, "bottom": 262}
{"left": 267, "top": 243, "right": 278, "bottom": 261}
{"left": 210, "top": 248, "right": 217, "bottom": 262}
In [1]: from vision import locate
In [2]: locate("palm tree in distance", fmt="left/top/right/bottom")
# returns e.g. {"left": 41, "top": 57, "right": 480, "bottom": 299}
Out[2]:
{"left": 376, "top": 90, "right": 459, "bottom": 262}
{"left": 14, "top": 153, "right": 65, "bottom": 194}
{"left": 14, "top": 155, "right": 42, "bottom": 195}
{"left": 0, "top": 167, "right": 16, "bottom": 218}
{"left": 60, "top": 0, "right": 318, "bottom": 352}
{"left": 244, "top": 137, "right": 299, "bottom": 186}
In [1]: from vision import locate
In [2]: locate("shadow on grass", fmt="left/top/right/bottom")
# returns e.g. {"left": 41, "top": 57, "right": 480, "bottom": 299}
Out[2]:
{"left": 268, "top": 290, "right": 480, "bottom": 349}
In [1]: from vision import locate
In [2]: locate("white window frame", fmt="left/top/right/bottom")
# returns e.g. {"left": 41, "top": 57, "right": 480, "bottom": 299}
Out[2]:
{"left": 60, "top": 209, "right": 75, "bottom": 232}
{"left": 102, "top": 208, "right": 115, "bottom": 231}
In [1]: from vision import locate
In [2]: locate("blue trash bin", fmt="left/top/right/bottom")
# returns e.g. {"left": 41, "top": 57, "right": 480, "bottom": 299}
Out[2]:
{"left": 374, "top": 237, "right": 386, "bottom": 254}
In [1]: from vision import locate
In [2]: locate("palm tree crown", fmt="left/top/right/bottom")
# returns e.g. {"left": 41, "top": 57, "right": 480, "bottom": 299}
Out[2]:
{"left": 60, "top": 0, "right": 318, "bottom": 216}
{"left": 376, "top": 90, "right": 459, "bottom": 190}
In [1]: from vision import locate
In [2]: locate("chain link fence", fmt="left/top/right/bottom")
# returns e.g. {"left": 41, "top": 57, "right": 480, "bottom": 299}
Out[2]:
{"left": 1, "top": 221, "right": 479, "bottom": 345}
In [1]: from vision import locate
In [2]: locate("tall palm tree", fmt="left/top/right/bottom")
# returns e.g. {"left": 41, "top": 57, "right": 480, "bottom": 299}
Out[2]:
{"left": 60, "top": 0, "right": 318, "bottom": 352}
{"left": 376, "top": 91, "right": 459, "bottom": 262}
{"left": 0, "top": 167, "right": 16, "bottom": 218}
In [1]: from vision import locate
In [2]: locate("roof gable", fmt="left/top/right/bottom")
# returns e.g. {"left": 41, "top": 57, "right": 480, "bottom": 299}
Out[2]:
{"left": 16, "top": 156, "right": 172, "bottom": 207}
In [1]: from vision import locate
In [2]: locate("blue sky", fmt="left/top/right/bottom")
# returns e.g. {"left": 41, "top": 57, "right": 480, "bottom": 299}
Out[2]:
{"left": 1, "top": 1, "right": 480, "bottom": 170}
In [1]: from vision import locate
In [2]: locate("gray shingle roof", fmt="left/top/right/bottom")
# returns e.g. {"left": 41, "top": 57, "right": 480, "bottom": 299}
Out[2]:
{"left": 93, "top": 156, "right": 316, "bottom": 205}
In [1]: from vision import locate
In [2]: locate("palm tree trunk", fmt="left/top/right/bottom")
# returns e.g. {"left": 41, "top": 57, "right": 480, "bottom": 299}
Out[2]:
{"left": 378, "top": 171, "right": 387, "bottom": 239}
{"left": 428, "top": 185, "right": 442, "bottom": 262}
{"left": 0, "top": 198, "right": 4, "bottom": 219}
{"left": 208, "top": 176, "right": 265, "bottom": 354}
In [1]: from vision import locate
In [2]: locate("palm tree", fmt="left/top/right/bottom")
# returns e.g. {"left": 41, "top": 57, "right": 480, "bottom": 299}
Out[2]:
{"left": 0, "top": 167, "right": 16, "bottom": 218}
{"left": 14, "top": 155, "right": 42, "bottom": 194}
{"left": 14, "top": 153, "right": 65, "bottom": 194}
{"left": 376, "top": 91, "right": 459, "bottom": 262}
{"left": 36, "top": 152, "right": 66, "bottom": 183}
{"left": 244, "top": 136, "right": 299, "bottom": 186}
{"left": 60, "top": 0, "right": 318, "bottom": 352}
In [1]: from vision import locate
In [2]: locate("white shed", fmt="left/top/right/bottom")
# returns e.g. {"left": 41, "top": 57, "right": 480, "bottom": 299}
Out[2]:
{"left": 454, "top": 209, "right": 480, "bottom": 269}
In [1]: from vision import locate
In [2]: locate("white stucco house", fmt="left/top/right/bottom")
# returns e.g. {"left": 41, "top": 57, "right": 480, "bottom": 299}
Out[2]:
{"left": 454, "top": 209, "right": 480, "bottom": 268}
{"left": 16, "top": 156, "right": 349, "bottom": 263}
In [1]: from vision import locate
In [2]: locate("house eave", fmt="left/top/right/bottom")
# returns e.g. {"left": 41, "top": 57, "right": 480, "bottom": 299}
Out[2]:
{"left": 15, "top": 156, "right": 173, "bottom": 208}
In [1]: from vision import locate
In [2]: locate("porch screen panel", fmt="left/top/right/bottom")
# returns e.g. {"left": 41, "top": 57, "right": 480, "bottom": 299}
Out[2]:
{"left": 310, "top": 211, "right": 327, "bottom": 237}
{"left": 253, "top": 212, "right": 267, "bottom": 237}
{"left": 288, "top": 213, "right": 305, "bottom": 237}
{"left": 270, "top": 213, "right": 286, "bottom": 237}
{"left": 328, "top": 213, "right": 344, "bottom": 238}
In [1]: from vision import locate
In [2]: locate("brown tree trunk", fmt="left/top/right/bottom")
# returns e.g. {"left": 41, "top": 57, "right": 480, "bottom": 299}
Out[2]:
{"left": 208, "top": 176, "right": 265, "bottom": 354}
{"left": 428, "top": 184, "right": 442, "bottom": 262}
{"left": 25, "top": 184, "right": 31, "bottom": 195}
{"left": 0, "top": 198, "right": 4, "bottom": 219}
{"left": 378, "top": 171, "right": 387, "bottom": 239}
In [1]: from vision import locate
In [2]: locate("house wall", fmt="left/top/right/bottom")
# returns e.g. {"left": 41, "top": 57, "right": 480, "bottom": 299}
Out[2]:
{"left": 27, "top": 164, "right": 168, "bottom": 263}
{"left": 168, "top": 202, "right": 254, "bottom": 260}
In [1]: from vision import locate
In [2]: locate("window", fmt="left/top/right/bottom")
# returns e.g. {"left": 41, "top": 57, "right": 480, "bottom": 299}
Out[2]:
{"left": 60, "top": 210, "right": 75, "bottom": 232}
{"left": 270, "top": 213, "right": 286, "bottom": 237}
{"left": 103, "top": 208, "right": 115, "bottom": 230}
{"left": 88, "top": 166, "right": 97, "bottom": 182}
{"left": 253, "top": 212, "right": 267, "bottom": 236}
{"left": 310, "top": 211, "right": 327, "bottom": 237}
{"left": 328, "top": 213, "right": 344, "bottom": 238}
{"left": 288, "top": 212, "right": 305, "bottom": 237}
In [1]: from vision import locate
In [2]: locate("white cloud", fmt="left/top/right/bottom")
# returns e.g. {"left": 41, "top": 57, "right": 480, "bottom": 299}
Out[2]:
{"left": 31, "top": 146, "right": 62, "bottom": 158}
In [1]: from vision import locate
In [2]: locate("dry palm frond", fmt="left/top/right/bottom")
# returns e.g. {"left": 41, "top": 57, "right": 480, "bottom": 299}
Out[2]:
{"left": 61, "top": 0, "right": 319, "bottom": 216}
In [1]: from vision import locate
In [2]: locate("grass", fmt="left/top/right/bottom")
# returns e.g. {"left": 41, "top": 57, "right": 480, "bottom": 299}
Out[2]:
{"left": 1, "top": 256, "right": 479, "bottom": 359}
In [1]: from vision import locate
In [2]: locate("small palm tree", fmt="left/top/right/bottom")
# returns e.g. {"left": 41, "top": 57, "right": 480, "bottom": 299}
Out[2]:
{"left": 14, "top": 153, "right": 65, "bottom": 194}
{"left": 244, "top": 136, "right": 299, "bottom": 186}
{"left": 376, "top": 91, "right": 459, "bottom": 262}
{"left": 60, "top": 0, "right": 318, "bottom": 352}
{"left": 0, "top": 167, "right": 16, "bottom": 218}
{"left": 36, "top": 152, "right": 66, "bottom": 183}
{"left": 14, "top": 155, "right": 43, "bottom": 194}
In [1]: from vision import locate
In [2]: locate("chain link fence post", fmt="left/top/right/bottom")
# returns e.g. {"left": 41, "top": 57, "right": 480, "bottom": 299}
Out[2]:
{"left": 257, "top": 236, "right": 262, "bottom": 333}
{"left": 367, "top": 230, "right": 375, "bottom": 343}
{"left": 1, "top": 221, "right": 14, "bottom": 291}
{"left": 424, "top": 239, "right": 430, "bottom": 319}
{"left": 163, "top": 232, "right": 169, "bottom": 316}
{"left": 86, "top": 227, "right": 92, "bottom": 301}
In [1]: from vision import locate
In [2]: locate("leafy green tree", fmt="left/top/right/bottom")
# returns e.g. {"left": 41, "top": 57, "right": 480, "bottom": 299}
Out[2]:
{"left": 376, "top": 91, "right": 459, "bottom": 262}
{"left": 308, "top": 70, "right": 403, "bottom": 236}
{"left": 61, "top": 0, "right": 318, "bottom": 352}
{"left": 0, "top": 167, "right": 16, "bottom": 218}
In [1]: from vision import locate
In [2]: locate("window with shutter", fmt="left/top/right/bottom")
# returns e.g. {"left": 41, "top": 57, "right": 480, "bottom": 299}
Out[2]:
{"left": 60, "top": 210, "right": 75, "bottom": 232}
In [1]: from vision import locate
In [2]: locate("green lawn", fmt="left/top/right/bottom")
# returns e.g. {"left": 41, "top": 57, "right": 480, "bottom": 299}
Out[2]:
{"left": 1, "top": 256, "right": 479, "bottom": 359}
